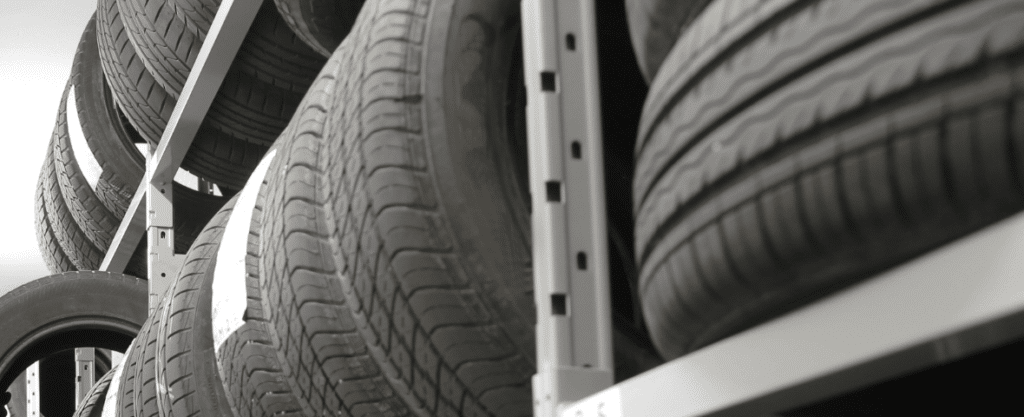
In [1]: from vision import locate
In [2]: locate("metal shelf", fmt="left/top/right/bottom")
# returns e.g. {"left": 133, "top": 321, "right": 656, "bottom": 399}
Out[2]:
{"left": 562, "top": 211, "right": 1024, "bottom": 416}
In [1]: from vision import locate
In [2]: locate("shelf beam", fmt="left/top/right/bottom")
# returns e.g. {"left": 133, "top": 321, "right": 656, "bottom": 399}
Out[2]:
{"left": 563, "top": 211, "right": 1024, "bottom": 416}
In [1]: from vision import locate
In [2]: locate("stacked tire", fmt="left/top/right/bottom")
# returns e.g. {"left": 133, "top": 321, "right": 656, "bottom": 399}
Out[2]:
{"left": 627, "top": 0, "right": 1024, "bottom": 360}
{"left": 35, "top": 16, "right": 228, "bottom": 278}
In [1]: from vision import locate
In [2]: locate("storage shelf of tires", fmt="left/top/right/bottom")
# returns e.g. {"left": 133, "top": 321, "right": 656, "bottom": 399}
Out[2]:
{"left": 4, "top": 0, "right": 1022, "bottom": 416}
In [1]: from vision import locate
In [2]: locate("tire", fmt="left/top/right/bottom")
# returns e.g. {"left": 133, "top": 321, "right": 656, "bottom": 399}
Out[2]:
{"left": 260, "top": 0, "right": 534, "bottom": 414}
{"left": 162, "top": 0, "right": 328, "bottom": 94}
{"left": 272, "top": 0, "right": 364, "bottom": 57}
{"left": 633, "top": 0, "right": 1024, "bottom": 360}
{"left": 153, "top": 197, "right": 236, "bottom": 416}
{"left": 71, "top": 15, "right": 229, "bottom": 256}
{"left": 39, "top": 39, "right": 227, "bottom": 276}
{"left": 624, "top": 0, "right": 712, "bottom": 83}
{"left": 0, "top": 272, "right": 147, "bottom": 395}
{"left": 72, "top": 365, "right": 118, "bottom": 417}
{"left": 95, "top": 0, "right": 294, "bottom": 189}
{"left": 71, "top": 15, "right": 142, "bottom": 220}
{"left": 212, "top": 151, "right": 310, "bottom": 416}
{"left": 36, "top": 158, "right": 76, "bottom": 275}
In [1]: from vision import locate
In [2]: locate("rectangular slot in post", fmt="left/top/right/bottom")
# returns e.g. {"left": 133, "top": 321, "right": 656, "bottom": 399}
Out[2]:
{"left": 541, "top": 71, "right": 557, "bottom": 92}
{"left": 546, "top": 181, "right": 562, "bottom": 202}
{"left": 551, "top": 294, "right": 567, "bottom": 315}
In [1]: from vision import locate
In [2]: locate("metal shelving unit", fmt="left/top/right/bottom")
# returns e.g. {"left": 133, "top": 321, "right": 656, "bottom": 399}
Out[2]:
{"left": 81, "top": 0, "right": 1024, "bottom": 416}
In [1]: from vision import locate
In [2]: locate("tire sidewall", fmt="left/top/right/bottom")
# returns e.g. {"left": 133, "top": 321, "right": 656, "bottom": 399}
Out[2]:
{"left": 422, "top": 0, "right": 534, "bottom": 356}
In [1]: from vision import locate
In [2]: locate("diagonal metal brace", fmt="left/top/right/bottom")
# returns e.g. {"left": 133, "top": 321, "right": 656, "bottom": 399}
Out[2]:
{"left": 99, "top": 0, "right": 263, "bottom": 299}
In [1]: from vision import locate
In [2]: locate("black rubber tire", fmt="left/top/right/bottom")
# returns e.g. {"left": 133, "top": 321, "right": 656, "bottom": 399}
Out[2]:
{"left": 71, "top": 15, "right": 141, "bottom": 221}
{"left": 36, "top": 154, "right": 76, "bottom": 275}
{"left": 70, "top": 15, "right": 230, "bottom": 257}
{"left": 272, "top": 0, "right": 364, "bottom": 57}
{"left": 72, "top": 365, "right": 118, "bottom": 417}
{"left": 38, "top": 52, "right": 227, "bottom": 277}
{"left": 214, "top": 153, "right": 310, "bottom": 416}
{"left": 114, "top": 280, "right": 169, "bottom": 417}
{"left": 624, "top": 0, "right": 712, "bottom": 84}
{"left": 40, "top": 120, "right": 109, "bottom": 273}
{"left": 153, "top": 197, "right": 236, "bottom": 416}
{"left": 140, "top": 0, "right": 323, "bottom": 94}
{"left": 0, "top": 272, "right": 147, "bottom": 394}
{"left": 259, "top": 0, "right": 534, "bottom": 414}
{"left": 633, "top": 0, "right": 1024, "bottom": 360}
{"left": 95, "top": 0, "right": 292, "bottom": 189}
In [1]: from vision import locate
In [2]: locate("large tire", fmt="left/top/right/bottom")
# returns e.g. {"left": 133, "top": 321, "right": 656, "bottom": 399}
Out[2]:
{"left": 114, "top": 279, "right": 168, "bottom": 417}
{"left": 72, "top": 365, "right": 118, "bottom": 417}
{"left": 94, "top": 0, "right": 296, "bottom": 189}
{"left": 0, "top": 272, "right": 147, "bottom": 395}
{"left": 272, "top": 0, "right": 364, "bottom": 57}
{"left": 259, "top": 0, "right": 534, "bottom": 414}
{"left": 633, "top": 0, "right": 1024, "bottom": 360}
{"left": 154, "top": 198, "right": 236, "bottom": 416}
{"left": 212, "top": 150, "right": 311, "bottom": 416}
{"left": 38, "top": 36, "right": 228, "bottom": 276}
{"left": 624, "top": 0, "right": 712, "bottom": 83}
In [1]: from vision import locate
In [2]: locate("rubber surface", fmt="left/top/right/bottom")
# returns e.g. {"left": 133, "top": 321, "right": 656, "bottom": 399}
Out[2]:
{"left": 624, "top": 0, "right": 713, "bottom": 83}
{"left": 215, "top": 154, "right": 311, "bottom": 416}
{"left": 167, "top": 0, "right": 328, "bottom": 94}
{"left": 115, "top": 281, "right": 167, "bottom": 417}
{"left": 0, "top": 272, "right": 147, "bottom": 394}
{"left": 94, "top": 0, "right": 312, "bottom": 189}
{"left": 259, "top": 0, "right": 535, "bottom": 414}
{"left": 154, "top": 197, "right": 236, "bottom": 416}
{"left": 37, "top": 51, "right": 227, "bottom": 277}
{"left": 73, "top": 366, "right": 118, "bottom": 417}
{"left": 272, "top": 0, "right": 364, "bottom": 57}
{"left": 633, "top": 0, "right": 1024, "bottom": 359}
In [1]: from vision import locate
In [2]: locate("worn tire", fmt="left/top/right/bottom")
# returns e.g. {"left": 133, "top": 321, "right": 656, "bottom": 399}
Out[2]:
{"left": 624, "top": 0, "right": 712, "bottom": 83}
{"left": 633, "top": 0, "right": 1024, "bottom": 360}
{"left": 0, "top": 272, "right": 147, "bottom": 395}
{"left": 72, "top": 365, "right": 118, "bottom": 417}
{"left": 260, "top": 0, "right": 535, "bottom": 414}
{"left": 272, "top": 0, "right": 364, "bottom": 57}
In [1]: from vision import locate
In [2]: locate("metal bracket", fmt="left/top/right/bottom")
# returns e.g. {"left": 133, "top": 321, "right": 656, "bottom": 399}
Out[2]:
{"left": 99, "top": 0, "right": 262, "bottom": 310}
{"left": 522, "top": 0, "right": 614, "bottom": 415}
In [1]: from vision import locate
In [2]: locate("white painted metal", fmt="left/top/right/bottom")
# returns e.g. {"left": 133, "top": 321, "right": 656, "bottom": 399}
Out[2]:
{"left": 522, "top": 0, "right": 613, "bottom": 415}
{"left": 25, "top": 362, "right": 37, "bottom": 417}
{"left": 563, "top": 210, "right": 1024, "bottom": 416}
{"left": 74, "top": 347, "right": 95, "bottom": 405}
{"left": 99, "top": 0, "right": 262, "bottom": 311}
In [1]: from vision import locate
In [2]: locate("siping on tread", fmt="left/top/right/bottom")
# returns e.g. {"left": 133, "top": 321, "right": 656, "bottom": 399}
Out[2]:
{"left": 259, "top": 0, "right": 536, "bottom": 415}
{"left": 633, "top": 0, "right": 1024, "bottom": 359}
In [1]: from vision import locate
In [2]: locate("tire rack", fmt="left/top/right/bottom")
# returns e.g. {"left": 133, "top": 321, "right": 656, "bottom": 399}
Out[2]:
{"left": 86, "top": 0, "right": 1024, "bottom": 416}
{"left": 93, "top": 0, "right": 263, "bottom": 410}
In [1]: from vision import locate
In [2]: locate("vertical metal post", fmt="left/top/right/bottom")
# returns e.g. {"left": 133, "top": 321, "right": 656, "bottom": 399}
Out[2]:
{"left": 25, "top": 362, "right": 38, "bottom": 417}
{"left": 74, "top": 348, "right": 95, "bottom": 404}
{"left": 522, "top": 0, "right": 614, "bottom": 415}
{"left": 147, "top": 151, "right": 180, "bottom": 309}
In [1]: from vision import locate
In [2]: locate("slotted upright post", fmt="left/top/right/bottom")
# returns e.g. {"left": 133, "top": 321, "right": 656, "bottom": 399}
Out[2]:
{"left": 522, "top": 0, "right": 614, "bottom": 415}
